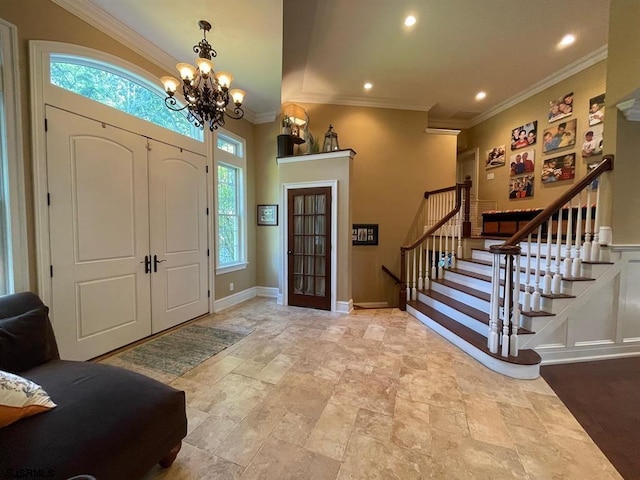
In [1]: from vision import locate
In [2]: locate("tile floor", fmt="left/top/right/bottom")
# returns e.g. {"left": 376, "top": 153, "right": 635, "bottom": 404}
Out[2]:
{"left": 101, "top": 298, "right": 622, "bottom": 479}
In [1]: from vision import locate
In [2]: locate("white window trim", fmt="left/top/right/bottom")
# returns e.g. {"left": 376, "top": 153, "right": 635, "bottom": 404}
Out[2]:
{"left": 214, "top": 129, "right": 248, "bottom": 275}
{"left": 0, "top": 20, "right": 29, "bottom": 292}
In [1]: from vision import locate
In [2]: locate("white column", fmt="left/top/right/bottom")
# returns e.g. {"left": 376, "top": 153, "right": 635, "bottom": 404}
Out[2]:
{"left": 572, "top": 191, "right": 583, "bottom": 278}
{"left": 563, "top": 200, "right": 573, "bottom": 278}
{"left": 510, "top": 253, "right": 521, "bottom": 356}
{"left": 522, "top": 234, "right": 533, "bottom": 312}
{"left": 543, "top": 217, "right": 553, "bottom": 294}
{"left": 488, "top": 254, "right": 501, "bottom": 353}
{"left": 531, "top": 226, "right": 542, "bottom": 311}
{"left": 582, "top": 186, "right": 593, "bottom": 262}
{"left": 501, "top": 254, "right": 512, "bottom": 358}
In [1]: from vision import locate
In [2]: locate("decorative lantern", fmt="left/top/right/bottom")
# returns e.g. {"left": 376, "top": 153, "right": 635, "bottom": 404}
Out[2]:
{"left": 322, "top": 125, "right": 340, "bottom": 152}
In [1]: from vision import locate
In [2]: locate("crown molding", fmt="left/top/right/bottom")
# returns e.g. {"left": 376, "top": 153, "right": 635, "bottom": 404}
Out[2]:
{"left": 254, "top": 111, "right": 277, "bottom": 124}
{"left": 617, "top": 97, "right": 640, "bottom": 122}
{"left": 288, "top": 91, "right": 432, "bottom": 112}
{"left": 424, "top": 128, "right": 461, "bottom": 136}
{"left": 465, "top": 46, "right": 608, "bottom": 129}
{"left": 51, "top": 0, "right": 178, "bottom": 72}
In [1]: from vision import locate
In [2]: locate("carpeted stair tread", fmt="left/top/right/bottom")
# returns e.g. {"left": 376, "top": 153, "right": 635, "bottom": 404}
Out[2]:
{"left": 407, "top": 300, "right": 541, "bottom": 366}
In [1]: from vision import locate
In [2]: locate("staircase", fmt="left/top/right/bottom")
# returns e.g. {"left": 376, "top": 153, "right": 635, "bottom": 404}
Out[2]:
{"left": 405, "top": 238, "right": 614, "bottom": 379}
{"left": 398, "top": 155, "right": 616, "bottom": 379}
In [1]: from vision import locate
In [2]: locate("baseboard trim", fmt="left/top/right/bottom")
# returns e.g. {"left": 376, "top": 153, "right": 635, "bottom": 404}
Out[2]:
{"left": 213, "top": 287, "right": 257, "bottom": 313}
{"left": 256, "top": 286, "right": 279, "bottom": 298}
{"left": 336, "top": 300, "right": 353, "bottom": 314}
{"left": 538, "top": 345, "right": 640, "bottom": 365}
{"left": 354, "top": 302, "right": 389, "bottom": 309}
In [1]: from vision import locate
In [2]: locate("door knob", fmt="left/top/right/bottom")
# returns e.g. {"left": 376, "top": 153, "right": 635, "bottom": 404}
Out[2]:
{"left": 153, "top": 255, "right": 166, "bottom": 272}
{"left": 287, "top": 250, "right": 293, "bottom": 255}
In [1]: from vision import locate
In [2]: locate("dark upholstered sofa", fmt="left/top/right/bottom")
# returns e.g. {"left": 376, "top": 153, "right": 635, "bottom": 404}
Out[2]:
{"left": 0, "top": 292, "right": 187, "bottom": 480}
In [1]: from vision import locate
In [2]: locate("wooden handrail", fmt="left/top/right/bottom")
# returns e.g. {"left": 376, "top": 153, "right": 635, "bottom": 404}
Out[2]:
{"left": 403, "top": 184, "right": 463, "bottom": 251}
{"left": 490, "top": 155, "right": 613, "bottom": 254}
{"left": 381, "top": 265, "right": 401, "bottom": 284}
{"left": 424, "top": 185, "right": 457, "bottom": 199}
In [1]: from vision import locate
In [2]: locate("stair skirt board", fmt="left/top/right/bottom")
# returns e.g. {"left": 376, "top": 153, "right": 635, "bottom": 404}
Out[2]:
{"left": 407, "top": 304, "right": 540, "bottom": 380}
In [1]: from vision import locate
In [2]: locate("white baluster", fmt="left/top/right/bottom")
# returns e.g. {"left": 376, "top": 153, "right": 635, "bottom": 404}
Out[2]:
{"left": 543, "top": 217, "right": 553, "bottom": 294}
{"left": 510, "top": 252, "right": 521, "bottom": 357}
{"left": 531, "top": 226, "right": 542, "bottom": 311}
{"left": 502, "top": 254, "right": 512, "bottom": 357}
{"left": 411, "top": 245, "right": 417, "bottom": 300}
{"left": 582, "top": 186, "right": 593, "bottom": 262}
{"left": 456, "top": 209, "right": 463, "bottom": 266}
{"left": 418, "top": 243, "right": 424, "bottom": 292}
{"left": 563, "top": 200, "right": 573, "bottom": 278}
{"left": 591, "top": 183, "right": 601, "bottom": 262}
{"left": 488, "top": 254, "right": 500, "bottom": 353}
{"left": 406, "top": 252, "right": 411, "bottom": 301}
{"left": 438, "top": 196, "right": 444, "bottom": 278}
{"left": 572, "top": 191, "right": 583, "bottom": 278}
{"left": 522, "top": 234, "right": 532, "bottom": 312}
{"left": 552, "top": 211, "right": 563, "bottom": 294}
{"left": 424, "top": 236, "right": 430, "bottom": 289}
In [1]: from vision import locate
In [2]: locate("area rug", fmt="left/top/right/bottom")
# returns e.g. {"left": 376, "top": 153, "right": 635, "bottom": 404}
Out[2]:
{"left": 119, "top": 324, "right": 252, "bottom": 376}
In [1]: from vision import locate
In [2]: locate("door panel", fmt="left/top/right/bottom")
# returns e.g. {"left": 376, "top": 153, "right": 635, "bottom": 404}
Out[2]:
{"left": 46, "top": 106, "right": 151, "bottom": 360}
{"left": 288, "top": 187, "right": 332, "bottom": 310}
{"left": 149, "top": 141, "right": 208, "bottom": 332}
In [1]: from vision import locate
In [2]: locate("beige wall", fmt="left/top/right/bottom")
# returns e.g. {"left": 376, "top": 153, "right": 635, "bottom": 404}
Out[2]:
{"left": 465, "top": 61, "right": 607, "bottom": 212}
{"left": 0, "top": 0, "right": 257, "bottom": 297}
{"left": 282, "top": 104, "right": 457, "bottom": 305}
{"left": 605, "top": 0, "right": 640, "bottom": 244}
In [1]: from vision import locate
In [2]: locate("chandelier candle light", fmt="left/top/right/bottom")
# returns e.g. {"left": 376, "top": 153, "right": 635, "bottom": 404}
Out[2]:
{"left": 161, "top": 20, "right": 246, "bottom": 131}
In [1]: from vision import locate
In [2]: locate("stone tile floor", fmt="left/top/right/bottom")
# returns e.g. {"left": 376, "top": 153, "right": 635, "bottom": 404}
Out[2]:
{"left": 101, "top": 297, "right": 622, "bottom": 479}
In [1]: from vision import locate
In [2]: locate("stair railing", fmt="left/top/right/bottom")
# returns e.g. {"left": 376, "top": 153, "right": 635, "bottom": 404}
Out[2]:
{"left": 399, "top": 177, "right": 472, "bottom": 310}
{"left": 488, "top": 154, "right": 613, "bottom": 358}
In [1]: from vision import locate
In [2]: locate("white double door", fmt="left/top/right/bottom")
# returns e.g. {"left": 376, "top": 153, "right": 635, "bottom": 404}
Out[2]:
{"left": 46, "top": 106, "right": 209, "bottom": 360}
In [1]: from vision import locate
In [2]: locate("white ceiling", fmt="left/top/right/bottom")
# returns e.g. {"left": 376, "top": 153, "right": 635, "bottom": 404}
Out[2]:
{"left": 66, "top": 0, "right": 610, "bottom": 128}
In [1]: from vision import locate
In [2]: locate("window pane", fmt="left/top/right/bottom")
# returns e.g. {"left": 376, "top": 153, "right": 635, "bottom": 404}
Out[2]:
{"left": 50, "top": 60, "right": 202, "bottom": 141}
{"left": 217, "top": 163, "right": 241, "bottom": 266}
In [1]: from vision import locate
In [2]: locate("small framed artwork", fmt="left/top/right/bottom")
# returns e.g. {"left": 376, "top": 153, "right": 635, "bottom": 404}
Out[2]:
{"left": 541, "top": 153, "right": 576, "bottom": 183}
{"left": 509, "top": 174, "right": 534, "bottom": 199}
{"left": 485, "top": 145, "right": 506, "bottom": 169}
{"left": 588, "top": 93, "right": 605, "bottom": 126}
{"left": 542, "top": 119, "right": 577, "bottom": 153}
{"left": 548, "top": 92, "right": 574, "bottom": 122}
{"left": 352, "top": 224, "right": 378, "bottom": 246}
{"left": 257, "top": 204, "right": 278, "bottom": 226}
{"left": 510, "top": 121, "right": 537, "bottom": 150}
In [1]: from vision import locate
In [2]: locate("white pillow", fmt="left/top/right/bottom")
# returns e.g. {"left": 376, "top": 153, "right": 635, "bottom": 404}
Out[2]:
{"left": 0, "top": 369, "right": 56, "bottom": 428}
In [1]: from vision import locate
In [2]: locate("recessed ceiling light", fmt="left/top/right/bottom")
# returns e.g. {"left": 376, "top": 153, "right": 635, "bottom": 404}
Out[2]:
{"left": 364, "top": 82, "right": 373, "bottom": 90}
{"left": 404, "top": 15, "right": 417, "bottom": 27}
{"left": 559, "top": 34, "right": 576, "bottom": 48}
{"left": 475, "top": 91, "right": 487, "bottom": 101}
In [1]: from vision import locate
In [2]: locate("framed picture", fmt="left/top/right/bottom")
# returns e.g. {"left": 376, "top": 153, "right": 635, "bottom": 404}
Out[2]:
{"left": 541, "top": 153, "right": 576, "bottom": 183}
{"left": 542, "top": 119, "right": 577, "bottom": 153}
{"left": 485, "top": 145, "right": 506, "bottom": 169}
{"left": 510, "top": 121, "right": 537, "bottom": 150}
{"left": 352, "top": 224, "right": 378, "bottom": 246}
{"left": 509, "top": 174, "right": 534, "bottom": 199}
{"left": 548, "top": 91, "right": 574, "bottom": 122}
{"left": 509, "top": 149, "right": 535, "bottom": 177}
{"left": 588, "top": 93, "right": 605, "bottom": 126}
{"left": 581, "top": 123, "right": 603, "bottom": 158}
{"left": 257, "top": 204, "right": 278, "bottom": 226}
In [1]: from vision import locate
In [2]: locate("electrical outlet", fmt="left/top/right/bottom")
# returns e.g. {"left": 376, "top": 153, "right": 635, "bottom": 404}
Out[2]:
{"left": 229, "top": 282, "right": 234, "bottom": 292}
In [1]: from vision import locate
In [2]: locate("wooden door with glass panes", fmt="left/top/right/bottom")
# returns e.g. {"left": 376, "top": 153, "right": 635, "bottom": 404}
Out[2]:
{"left": 287, "top": 187, "right": 332, "bottom": 310}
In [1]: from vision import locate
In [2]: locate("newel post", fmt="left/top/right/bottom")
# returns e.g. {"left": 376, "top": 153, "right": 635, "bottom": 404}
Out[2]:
{"left": 399, "top": 248, "right": 407, "bottom": 311}
{"left": 462, "top": 175, "right": 472, "bottom": 238}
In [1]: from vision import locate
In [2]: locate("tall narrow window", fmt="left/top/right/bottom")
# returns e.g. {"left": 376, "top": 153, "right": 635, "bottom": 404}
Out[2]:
{"left": 215, "top": 131, "right": 247, "bottom": 273}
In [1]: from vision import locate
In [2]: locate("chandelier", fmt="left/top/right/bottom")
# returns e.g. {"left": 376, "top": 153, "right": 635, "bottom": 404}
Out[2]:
{"left": 160, "top": 20, "right": 246, "bottom": 131}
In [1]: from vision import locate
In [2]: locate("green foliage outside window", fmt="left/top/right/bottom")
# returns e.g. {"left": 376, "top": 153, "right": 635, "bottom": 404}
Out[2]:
{"left": 218, "top": 164, "right": 240, "bottom": 265}
{"left": 50, "top": 61, "right": 202, "bottom": 141}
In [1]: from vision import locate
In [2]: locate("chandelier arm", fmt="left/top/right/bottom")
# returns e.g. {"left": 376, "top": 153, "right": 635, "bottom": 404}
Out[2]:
{"left": 164, "top": 96, "right": 189, "bottom": 112}
{"left": 224, "top": 106, "right": 245, "bottom": 120}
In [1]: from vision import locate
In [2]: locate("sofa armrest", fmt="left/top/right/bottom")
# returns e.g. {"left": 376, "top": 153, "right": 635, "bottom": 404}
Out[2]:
{"left": 0, "top": 292, "right": 60, "bottom": 372}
